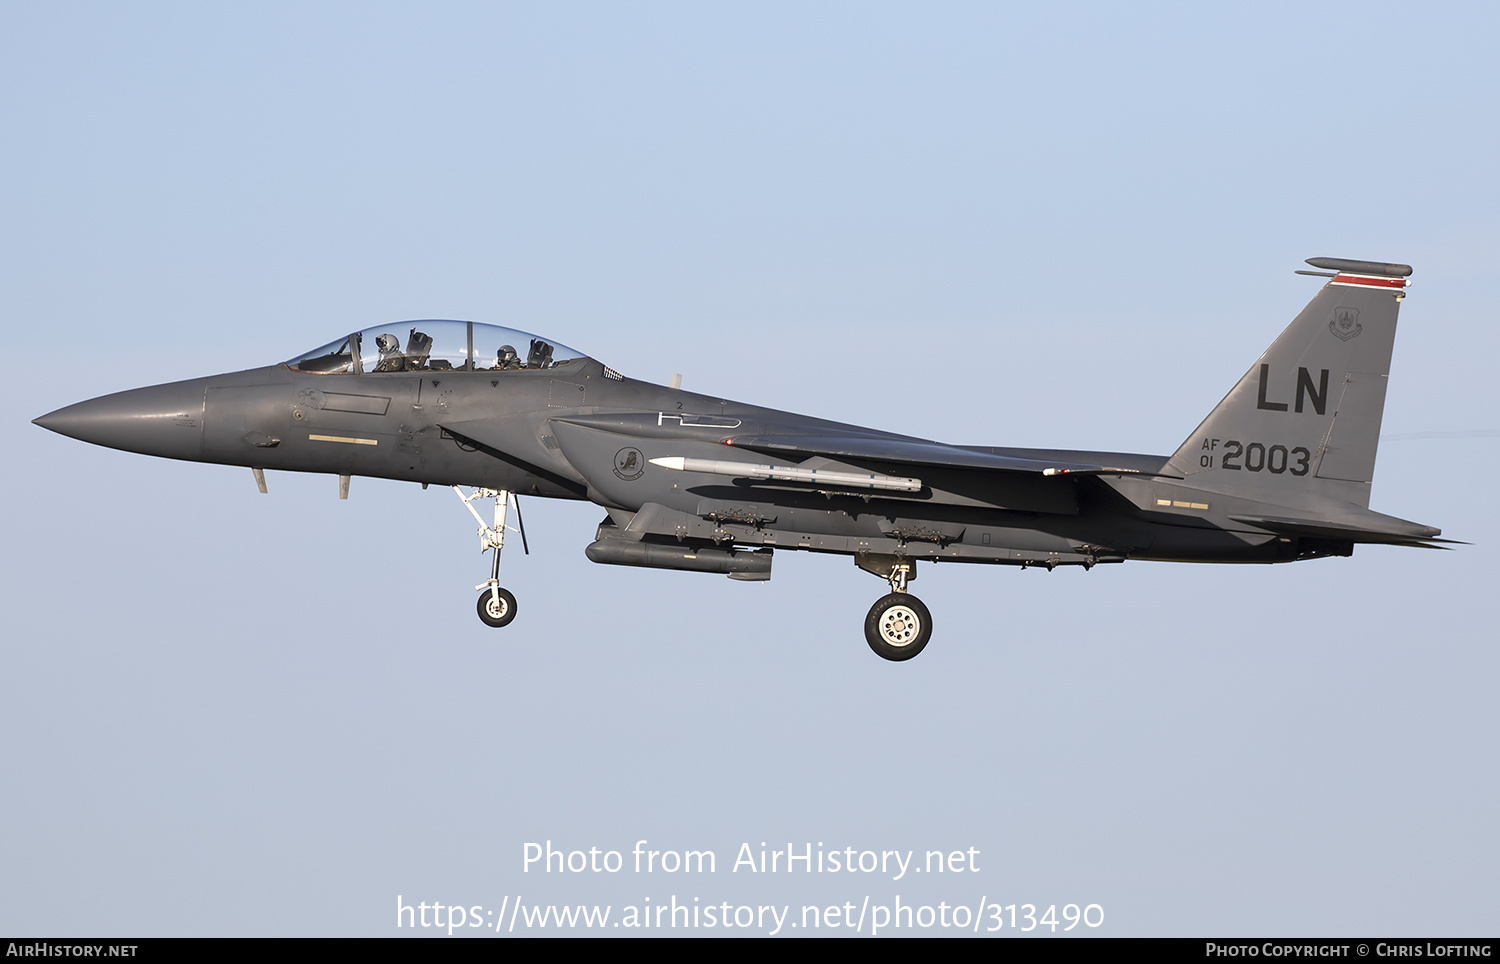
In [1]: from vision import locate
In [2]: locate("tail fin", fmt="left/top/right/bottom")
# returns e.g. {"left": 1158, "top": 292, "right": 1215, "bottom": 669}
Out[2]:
{"left": 1167, "top": 257, "right": 1411, "bottom": 509}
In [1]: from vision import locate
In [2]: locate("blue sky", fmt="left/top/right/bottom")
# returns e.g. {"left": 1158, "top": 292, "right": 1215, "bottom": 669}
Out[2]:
{"left": 3, "top": 2, "right": 1496, "bottom": 936}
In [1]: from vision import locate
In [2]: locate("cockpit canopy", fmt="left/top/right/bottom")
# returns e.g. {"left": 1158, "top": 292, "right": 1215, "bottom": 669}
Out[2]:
{"left": 285, "top": 320, "right": 589, "bottom": 375}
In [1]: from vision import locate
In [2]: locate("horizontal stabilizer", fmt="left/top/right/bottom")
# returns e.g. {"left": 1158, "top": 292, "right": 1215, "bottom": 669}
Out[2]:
{"left": 723, "top": 434, "right": 1162, "bottom": 477}
{"left": 1228, "top": 513, "right": 1454, "bottom": 548}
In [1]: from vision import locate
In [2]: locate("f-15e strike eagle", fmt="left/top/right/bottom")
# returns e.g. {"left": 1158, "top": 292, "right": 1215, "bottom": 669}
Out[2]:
{"left": 35, "top": 257, "right": 1446, "bottom": 660}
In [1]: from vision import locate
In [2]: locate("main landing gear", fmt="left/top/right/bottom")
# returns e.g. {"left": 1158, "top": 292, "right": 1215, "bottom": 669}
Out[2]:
{"left": 454, "top": 486, "right": 527, "bottom": 629}
{"left": 863, "top": 560, "right": 932, "bottom": 661}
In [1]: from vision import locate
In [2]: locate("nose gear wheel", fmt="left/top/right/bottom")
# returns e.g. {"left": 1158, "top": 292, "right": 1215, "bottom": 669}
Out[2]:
{"left": 477, "top": 587, "right": 518, "bottom": 627}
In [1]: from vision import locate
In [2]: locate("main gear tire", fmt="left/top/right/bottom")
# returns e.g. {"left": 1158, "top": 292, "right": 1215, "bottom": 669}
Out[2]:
{"left": 477, "top": 587, "right": 518, "bottom": 628}
{"left": 864, "top": 592, "right": 932, "bottom": 661}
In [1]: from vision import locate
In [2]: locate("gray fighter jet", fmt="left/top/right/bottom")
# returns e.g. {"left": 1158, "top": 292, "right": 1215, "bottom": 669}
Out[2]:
{"left": 34, "top": 257, "right": 1447, "bottom": 660}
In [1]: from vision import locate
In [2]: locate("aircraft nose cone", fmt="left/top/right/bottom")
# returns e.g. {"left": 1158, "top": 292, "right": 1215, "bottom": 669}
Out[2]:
{"left": 34, "top": 379, "right": 208, "bottom": 461}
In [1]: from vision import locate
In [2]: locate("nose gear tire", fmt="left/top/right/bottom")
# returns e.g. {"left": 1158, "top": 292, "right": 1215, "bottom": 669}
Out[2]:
{"left": 864, "top": 592, "right": 932, "bottom": 661}
{"left": 477, "top": 587, "right": 518, "bottom": 628}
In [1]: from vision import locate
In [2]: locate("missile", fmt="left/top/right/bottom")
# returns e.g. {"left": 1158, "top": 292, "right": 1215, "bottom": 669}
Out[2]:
{"left": 649, "top": 456, "right": 922, "bottom": 493}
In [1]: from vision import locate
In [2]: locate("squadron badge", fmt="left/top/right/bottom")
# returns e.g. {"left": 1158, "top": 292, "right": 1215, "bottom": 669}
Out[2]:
{"left": 613, "top": 446, "right": 646, "bottom": 481}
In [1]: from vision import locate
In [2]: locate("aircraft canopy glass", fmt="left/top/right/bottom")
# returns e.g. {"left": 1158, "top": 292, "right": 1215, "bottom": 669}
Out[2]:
{"left": 285, "top": 320, "right": 589, "bottom": 374}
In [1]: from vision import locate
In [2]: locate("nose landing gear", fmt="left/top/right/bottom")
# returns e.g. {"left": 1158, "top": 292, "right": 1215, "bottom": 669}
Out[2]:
{"left": 454, "top": 486, "right": 527, "bottom": 629}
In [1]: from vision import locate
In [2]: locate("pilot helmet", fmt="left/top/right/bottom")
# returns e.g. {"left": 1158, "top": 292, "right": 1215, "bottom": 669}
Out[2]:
{"left": 497, "top": 345, "right": 518, "bottom": 365}
{"left": 376, "top": 333, "right": 400, "bottom": 354}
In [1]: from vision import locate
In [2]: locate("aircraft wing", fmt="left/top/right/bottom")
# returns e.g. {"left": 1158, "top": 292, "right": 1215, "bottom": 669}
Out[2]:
{"left": 722, "top": 433, "right": 1161, "bottom": 477}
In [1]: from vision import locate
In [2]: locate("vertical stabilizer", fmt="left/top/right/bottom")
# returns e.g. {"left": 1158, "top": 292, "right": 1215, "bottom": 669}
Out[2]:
{"left": 1166, "top": 258, "right": 1411, "bottom": 509}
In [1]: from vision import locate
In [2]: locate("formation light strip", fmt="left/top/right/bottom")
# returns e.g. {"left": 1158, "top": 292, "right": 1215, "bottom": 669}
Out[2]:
{"left": 309, "top": 434, "right": 378, "bottom": 446}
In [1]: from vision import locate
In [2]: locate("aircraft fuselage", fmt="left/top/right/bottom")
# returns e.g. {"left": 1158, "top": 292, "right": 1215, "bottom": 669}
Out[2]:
{"left": 34, "top": 259, "right": 1443, "bottom": 660}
